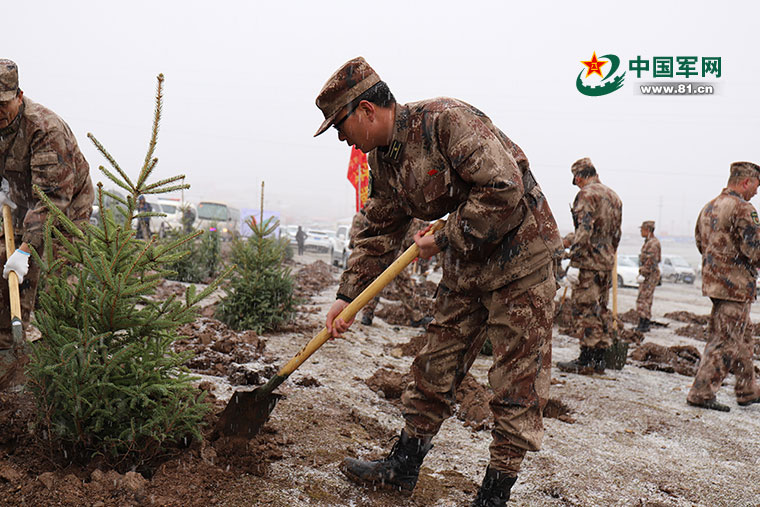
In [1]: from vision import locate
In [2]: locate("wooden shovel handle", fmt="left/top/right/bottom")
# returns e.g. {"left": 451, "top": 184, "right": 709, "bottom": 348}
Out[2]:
{"left": 277, "top": 219, "right": 445, "bottom": 378}
{"left": 2, "top": 205, "right": 21, "bottom": 321}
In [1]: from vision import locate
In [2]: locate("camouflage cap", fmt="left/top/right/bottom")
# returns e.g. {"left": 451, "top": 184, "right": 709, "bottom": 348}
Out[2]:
{"left": 0, "top": 59, "right": 19, "bottom": 101}
{"left": 314, "top": 57, "right": 381, "bottom": 137}
{"left": 570, "top": 157, "right": 595, "bottom": 176}
{"left": 730, "top": 161, "right": 760, "bottom": 181}
{"left": 640, "top": 220, "right": 655, "bottom": 231}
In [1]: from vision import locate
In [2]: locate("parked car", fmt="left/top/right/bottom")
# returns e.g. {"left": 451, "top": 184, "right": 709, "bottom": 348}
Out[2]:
{"left": 282, "top": 225, "right": 300, "bottom": 245}
{"left": 304, "top": 229, "right": 334, "bottom": 253}
{"left": 562, "top": 254, "right": 641, "bottom": 288}
{"left": 329, "top": 223, "right": 351, "bottom": 268}
{"left": 661, "top": 255, "right": 696, "bottom": 284}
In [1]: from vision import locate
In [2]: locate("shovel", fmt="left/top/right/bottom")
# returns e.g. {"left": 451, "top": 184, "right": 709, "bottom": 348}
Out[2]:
{"left": 0, "top": 204, "right": 25, "bottom": 386}
{"left": 214, "top": 219, "right": 445, "bottom": 438}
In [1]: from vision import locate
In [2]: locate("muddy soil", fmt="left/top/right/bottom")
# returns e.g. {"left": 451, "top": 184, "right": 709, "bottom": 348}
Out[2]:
{"left": 2, "top": 255, "right": 760, "bottom": 506}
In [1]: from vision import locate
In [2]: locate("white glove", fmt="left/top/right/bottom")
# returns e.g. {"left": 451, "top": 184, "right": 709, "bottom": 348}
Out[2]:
{"left": 0, "top": 179, "right": 16, "bottom": 210}
{"left": 3, "top": 249, "right": 30, "bottom": 284}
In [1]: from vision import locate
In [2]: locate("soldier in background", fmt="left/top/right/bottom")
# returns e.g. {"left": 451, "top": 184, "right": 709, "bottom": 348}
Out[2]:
{"left": 316, "top": 57, "right": 561, "bottom": 505}
{"left": 0, "top": 59, "right": 94, "bottom": 368}
{"left": 558, "top": 157, "right": 622, "bottom": 375}
{"left": 687, "top": 161, "right": 760, "bottom": 412}
{"left": 635, "top": 220, "right": 660, "bottom": 332}
{"left": 135, "top": 195, "right": 152, "bottom": 239}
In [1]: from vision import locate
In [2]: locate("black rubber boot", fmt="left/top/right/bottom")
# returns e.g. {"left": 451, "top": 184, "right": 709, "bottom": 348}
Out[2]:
{"left": 557, "top": 346, "right": 595, "bottom": 374}
{"left": 687, "top": 398, "right": 730, "bottom": 412}
{"left": 635, "top": 317, "right": 651, "bottom": 333}
{"left": 340, "top": 430, "right": 433, "bottom": 495}
{"left": 592, "top": 347, "right": 607, "bottom": 373}
{"left": 471, "top": 467, "right": 518, "bottom": 506}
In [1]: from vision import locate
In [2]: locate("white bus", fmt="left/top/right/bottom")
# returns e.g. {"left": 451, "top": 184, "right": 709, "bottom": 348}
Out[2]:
{"left": 196, "top": 201, "right": 240, "bottom": 240}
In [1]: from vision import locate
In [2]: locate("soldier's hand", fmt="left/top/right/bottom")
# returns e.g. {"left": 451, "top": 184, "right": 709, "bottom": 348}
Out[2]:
{"left": 414, "top": 230, "right": 440, "bottom": 259}
{"left": 3, "top": 248, "right": 30, "bottom": 284}
{"left": 0, "top": 179, "right": 16, "bottom": 210}
{"left": 326, "top": 299, "right": 354, "bottom": 339}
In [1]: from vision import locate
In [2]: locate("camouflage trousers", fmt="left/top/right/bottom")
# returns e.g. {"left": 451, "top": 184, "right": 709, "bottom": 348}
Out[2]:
{"left": 571, "top": 269, "right": 613, "bottom": 348}
{"left": 401, "top": 264, "right": 555, "bottom": 475}
{"left": 635, "top": 271, "right": 659, "bottom": 320}
{"left": 0, "top": 236, "right": 41, "bottom": 349}
{"left": 687, "top": 299, "right": 760, "bottom": 404}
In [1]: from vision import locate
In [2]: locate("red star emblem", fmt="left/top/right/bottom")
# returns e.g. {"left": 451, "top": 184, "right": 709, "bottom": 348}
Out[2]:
{"left": 581, "top": 52, "right": 608, "bottom": 78}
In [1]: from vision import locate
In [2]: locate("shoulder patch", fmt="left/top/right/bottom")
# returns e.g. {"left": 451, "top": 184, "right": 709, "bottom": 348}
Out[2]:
{"left": 752, "top": 211, "right": 759, "bottom": 225}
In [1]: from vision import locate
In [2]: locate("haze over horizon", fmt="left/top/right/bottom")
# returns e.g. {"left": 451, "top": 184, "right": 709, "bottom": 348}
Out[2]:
{"left": 3, "top": 1, "right": 757, "bottom": 237}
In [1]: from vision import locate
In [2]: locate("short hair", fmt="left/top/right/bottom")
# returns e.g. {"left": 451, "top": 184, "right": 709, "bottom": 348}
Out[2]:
{"left": 728, "top": 169, "right": 760, "bottom": 185}
{"left": 347, "top": 81, "right": 395, "bottom": 112}
{"left": 576, "top": 167, "right": 597, "bottom": 179}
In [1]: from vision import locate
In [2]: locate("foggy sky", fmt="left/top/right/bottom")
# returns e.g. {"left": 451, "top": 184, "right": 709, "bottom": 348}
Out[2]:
{"left": 3, "top": 0, "right": 758, "bottom": 236}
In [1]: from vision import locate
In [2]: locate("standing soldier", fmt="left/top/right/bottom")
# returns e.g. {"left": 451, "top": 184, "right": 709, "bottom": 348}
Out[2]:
{"left": 635, "top": 220, "right": 660, "bottom": 332}
{"left": 687, "top": 162, "right": 760, "bottom": 412}
{"left": 135, "top": 195, "right": 152, "bottom": 239}
{"left": 0, "top": 59, "right": 94, "bottom": 371}
{"left": 315, "top": 57, "right": 561, "bottom": 505}
{"left": 557, "top": 157, "right": 622, "bottom": 374}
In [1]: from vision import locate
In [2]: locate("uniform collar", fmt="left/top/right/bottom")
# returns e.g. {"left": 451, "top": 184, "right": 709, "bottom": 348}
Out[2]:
{"left": 723, "top": 188, "right": 746, "bottom": 201}
{"left": 377, "top": 103, "right": 410, "bottom": 166}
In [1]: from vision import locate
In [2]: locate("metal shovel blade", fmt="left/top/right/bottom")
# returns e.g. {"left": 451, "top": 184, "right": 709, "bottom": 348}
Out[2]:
{"left": 214, "top": 387, "right": 283, "bottom": 439}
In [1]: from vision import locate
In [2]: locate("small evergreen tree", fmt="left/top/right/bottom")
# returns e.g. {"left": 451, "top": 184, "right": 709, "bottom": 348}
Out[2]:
{"left": 26, "top": 74, "right": 232, "bottom": 466}
{"left": 163, "top": 228, "right": 221, "bottom": 284}
{"left": 216, "top": 192, "right": 297, "bottom": 333}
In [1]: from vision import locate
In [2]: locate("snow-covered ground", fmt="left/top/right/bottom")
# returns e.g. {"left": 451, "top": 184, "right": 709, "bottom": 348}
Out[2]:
{"left": 213, "top": 251, "right": 760, "bottom": 506}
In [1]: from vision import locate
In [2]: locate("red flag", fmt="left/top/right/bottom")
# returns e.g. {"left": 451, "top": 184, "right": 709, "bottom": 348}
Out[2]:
{"left": 346, "top": 147, "right": 370, "bottom": 211}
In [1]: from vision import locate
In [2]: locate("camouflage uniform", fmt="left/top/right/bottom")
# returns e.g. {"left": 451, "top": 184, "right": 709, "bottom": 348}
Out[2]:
{"left": 687, "top": 163, "right": 760, "bottom": 406}
{"left": 636, "top": 223, "right": 660, "bottom": 320}
{"left": 568, "top": 159, "right": 622, "bottom": 349}
{"left": 337, "top": 98, "right": 561, "bottom": 474}
{"left": 0, "top": 84, "right": 94, "bottom": 348}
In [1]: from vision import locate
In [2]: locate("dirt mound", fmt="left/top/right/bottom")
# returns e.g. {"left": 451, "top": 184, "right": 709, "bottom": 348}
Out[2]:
{"left": 618, "top": 309, "right": 639, "bottom": 324}
{"left": 630, "top": 342, "right": 701, "bottom": 376}
{"left": 619, "top": 328, "right": 645, "bottom": 343}
{"left": 375, "top": 302, "right": 411, "bottom": 325}
{"left": 664, "top": 311, "right": 709, "bottom": 325}
{"left": 543, "top": 398, "right": 575, "bottom": 424}
{"left": 176, "top": 317, "right": 268, "bottom": 382}
{"left": 0, "top": 389, "right": 286, "bottom": 507}
{"left": 152, "top": 279, "right": 188, "bottom": 300}
{"left": 674, "top": 323, "right": 708, "bottom": 341}
{"left": 397, "top": 332, "right": 428, "bottom": 357}
{"left": 294, "top": 260, "right": 336, "bottom": 297}
{"left": 365, "top": 367, "right": 411, "bottom": 400}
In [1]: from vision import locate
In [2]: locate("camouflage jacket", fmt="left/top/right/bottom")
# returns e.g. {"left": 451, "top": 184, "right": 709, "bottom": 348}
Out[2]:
{"left": 569, "top": 177, "right": 622, "bottom": 271}
{"left": 696, "top": 188, "right": 760, "bottom": 302}
{"left": 639, "top": 235, "right": 661, "bottom": 276}
{"left": 0, "top": 98, "right": 93, "bottom": 250}
{"left": 338, "top": 98, "right": 561, "bottom": 299}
